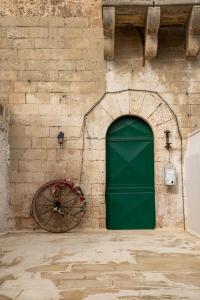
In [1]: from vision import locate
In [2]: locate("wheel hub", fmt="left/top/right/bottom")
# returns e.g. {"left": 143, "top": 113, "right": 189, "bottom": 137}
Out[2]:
{"left": 53, "top": 201, "right": 64, "bottom": 215}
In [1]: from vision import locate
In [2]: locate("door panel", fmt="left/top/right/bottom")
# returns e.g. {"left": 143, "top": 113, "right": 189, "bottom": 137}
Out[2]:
{"left": 106, "top": 116, "right": 155, "bottom": 229}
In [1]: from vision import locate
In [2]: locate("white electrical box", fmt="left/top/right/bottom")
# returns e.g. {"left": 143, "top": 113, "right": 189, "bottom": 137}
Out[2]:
{"left": 164, "top": 167, "right": 177, "bottom": 186}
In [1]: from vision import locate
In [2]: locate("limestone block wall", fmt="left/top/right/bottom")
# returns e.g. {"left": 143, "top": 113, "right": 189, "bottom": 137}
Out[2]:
{"left": 0, "top": 2, "right": 200, "bottom": 230}
{"left": 0, "top": 9, "right": 105, "bottom": 229}
{"left": 0, "top": 104, "right": 10, "bottom": 232}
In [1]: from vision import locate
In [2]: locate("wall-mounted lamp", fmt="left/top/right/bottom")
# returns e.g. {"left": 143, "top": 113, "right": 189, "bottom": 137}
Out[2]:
{"left": 164, "top": 130, "right": 171, "bottom": 150}
{"left": 57, "top": 131, "right": 64, "bottom": 146}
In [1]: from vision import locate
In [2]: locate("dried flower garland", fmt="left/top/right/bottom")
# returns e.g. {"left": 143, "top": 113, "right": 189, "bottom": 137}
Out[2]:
{"left": 51, "top": 178, "right": 86, "bottom": 206}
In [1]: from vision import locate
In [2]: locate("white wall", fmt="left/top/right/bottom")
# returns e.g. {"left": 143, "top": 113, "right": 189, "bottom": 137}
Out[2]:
{"left": 185, "top": 129, "right": 200, "bottom": 236}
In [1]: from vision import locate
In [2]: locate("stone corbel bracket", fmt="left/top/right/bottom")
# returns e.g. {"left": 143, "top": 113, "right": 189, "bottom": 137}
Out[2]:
{"left": 103, "top": 6, "right": 116, "bottom": 60}
{"left": 186, "top": 5, "right": 200, "bottom": 57}
{"left": 145, "top": 7, "right": 161, "bottom": 58}
{"left": 102, "top": 1, "right": 200, "bottom": 60}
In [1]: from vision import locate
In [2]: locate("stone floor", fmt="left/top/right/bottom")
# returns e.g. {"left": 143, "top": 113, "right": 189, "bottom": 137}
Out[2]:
{"left": 0, "top": 230, "right": 200, "bottom": 300}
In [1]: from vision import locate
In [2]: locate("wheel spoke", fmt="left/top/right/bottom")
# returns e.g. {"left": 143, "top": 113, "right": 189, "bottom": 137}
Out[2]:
{"left": 42, "top": 195, "right": 55, "bottom": 204}
{"left": 63, "top": 213, "right": 70, "bottom": 229}
{"left": 61, "top": 196, "right": 78, "bottom": 205}
{"left": 36, "top": 204, "right": 54, "bottom": 207}
{"left": 61, "top": 205, "right": 82, "bottom": 208}
{"left": 37, "top": 207, "right": 53, "bottom": 217}
{"left": 63, "top": 208, "right": 80, "bottom": 222}
{"left": 44, "top": 210, "right": 56, "bottom": 227}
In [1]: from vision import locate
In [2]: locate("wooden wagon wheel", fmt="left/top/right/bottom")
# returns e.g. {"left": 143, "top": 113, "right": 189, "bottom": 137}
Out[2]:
{"left": 31, "top": 179, "right": 86, "bottom": 233}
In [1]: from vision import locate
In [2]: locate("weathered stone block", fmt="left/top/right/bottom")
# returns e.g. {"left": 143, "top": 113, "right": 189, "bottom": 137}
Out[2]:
{"left": 25, "top": 126, "right": 49, "bottom": 138}
{"left": 0, "top": 59, "right": 26, "bottom": 71}
{"left": 26, "top": 93, "right": 49, "bottom": 104}
{"left": 15, "top": 82, "right": 37, "bottom": 93}
{"left": 42, "top": 160, "right": 67, "bottom": 173}
{"left": 57, "top": 149, "right": 81, "bottom": 161}
{"left": 64, "top": 28, "right": 83, "bottom": 39}
{"left": 42, "top": 115, "right": 68, "bottom": 127}
{"left": 31, "top": 137, "right": 42, "bottom": 149}
{"left": 19, "top": 160, "right": 42, "bottom": 172}
{"left": 18, "top": 70, "right": 44, "bottom": 81}
{"left": 7, "top": 27, "right": 48, "bottom": 38}
{"left": 0, "top": 71, "right": 17, "bottom": 81}
{"left": 64, "top": 17, "right": 89, "bottom": 27}
{"left": 58, "top": 70, "right": 94, "bottom": 82}
{"left": 11, "top": 114, "right": 30, "bottom": 126}
{"left": 38, "top": 104, "right": 68, "bottom": 115}
{"left": 10, "top": 171, "right": 32, "bottom": 183}
{"left": 10, "top": 136, "right": 31, "bottom": 149}
{"left": 71, "top": 82, "right": 96, "bottom": 94}
{"left": 22, "top": 149, "right": 47, "bottom": 160}
{"left": 8, "top": 104, "right": 38, "bottom": 115}
{"left": 47, "top": 149, "right": 57, "bottom": 161}
{"left": 41, "top": 137, "right": 61, "bottom": 149}
{"left": 13, "top": 38, "right": 35, "bottom": 49}
{"left": 25, "top": 59, "right": 76, "bottom": 71}
{"left": 32, "top": 172, "right": 45, "bottom": 183}
{"left": 7, "top": 27, "right": 29, "bottom": 38}
{"left": 19, "top": 48, "right": 82, "bottom": 60}
{"left": 10, "top": 125, "right": 25, "bottom": 137}
{"left": 0, "top": 49, "right": 17, "bottom": 60}
{"left": 0, "top": 37, "right": 13, "bottom": 48}
{"left": 28, "top": 27, "right": 49, "bottom": 37}
{"left": 38, "top": 82, "right": 70, "bottom": 93}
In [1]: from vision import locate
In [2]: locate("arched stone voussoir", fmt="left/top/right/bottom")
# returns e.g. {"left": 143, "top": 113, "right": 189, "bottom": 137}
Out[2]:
{"left": 114, "top": 91, "right": 129, "bottom": 115}
{"left": 85, "top": 106, "right": 113, "bottom": 139}
{"left": 129, "top": 90, "right": 146, "bottom": 115}
{"left": 148, "top": 102, "right": 174, "bottom": 128}
{"left": 100, "top": 93, "right": 123, "bottom": 120}
{"left": 139, "top": 92, "right": 162, "bottom": 120}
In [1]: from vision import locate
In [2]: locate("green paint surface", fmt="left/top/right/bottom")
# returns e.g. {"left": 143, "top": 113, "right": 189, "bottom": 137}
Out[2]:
{"left": 106, "top": 116, "right": 155, "bottom": 229}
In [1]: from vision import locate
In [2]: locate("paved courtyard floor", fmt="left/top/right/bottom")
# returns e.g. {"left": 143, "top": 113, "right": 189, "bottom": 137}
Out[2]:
{"left": 0, "top": 230, "right": 200, "bottom": 300}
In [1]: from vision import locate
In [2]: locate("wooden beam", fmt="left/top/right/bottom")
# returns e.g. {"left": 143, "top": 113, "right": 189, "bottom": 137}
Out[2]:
{"left": 186, "top": 5, "right": 200, "bottom": 56}
{"left": 102, "top": 0, "right": 153, "bottom": 6}
{"left": 154, "top": 0, "right": 200, "bottom": 5}
{"left": 145, "top": 7, "right": 160, "bottom": 58}
{"left": 102, "top": 0, "right": 199, "bottom": 6}
{"left": 103, "top": 7, "right": 116, "bottom": 60}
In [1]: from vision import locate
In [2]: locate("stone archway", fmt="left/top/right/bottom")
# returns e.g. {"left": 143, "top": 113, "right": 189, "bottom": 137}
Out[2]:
{"left": 82, "top": 90, "right": 184, "bottom": 229}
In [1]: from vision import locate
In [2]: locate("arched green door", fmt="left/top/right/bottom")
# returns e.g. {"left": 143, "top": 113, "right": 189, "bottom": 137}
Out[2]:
{"left": 106, "top": 116, "right": 155, "bottom": 229}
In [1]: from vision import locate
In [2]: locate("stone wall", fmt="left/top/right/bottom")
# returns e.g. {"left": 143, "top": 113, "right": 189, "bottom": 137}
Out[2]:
{"left": 0, "top": 6, "right": 105, "bottom": 229}
{"left": 0, "top": 104, "right": 10, "bottom": 232}
{"left": 0, "top": 1, "right": 200, "bottom": 230}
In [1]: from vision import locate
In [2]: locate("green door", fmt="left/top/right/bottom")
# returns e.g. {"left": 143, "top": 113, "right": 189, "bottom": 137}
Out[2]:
{"left": 106, "top": 116, "right": 155, "bottom": 229}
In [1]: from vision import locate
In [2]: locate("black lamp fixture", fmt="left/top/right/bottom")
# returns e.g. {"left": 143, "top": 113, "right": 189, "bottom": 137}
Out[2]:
{"left": 57, "top": 131, "right": 64, "bottom": 146}
{"left": 164, "top": 130, "right": 172, "bottom": 150}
